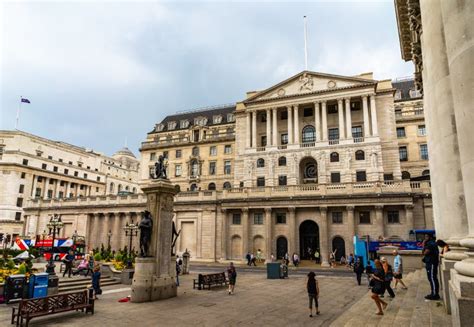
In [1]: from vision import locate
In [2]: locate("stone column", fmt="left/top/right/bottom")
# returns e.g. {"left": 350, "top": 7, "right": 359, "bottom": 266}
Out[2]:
{"left": 121, "top": 212, "right": 131, "bottom": 249}
{"left": 362, "top": 95, "right": 370, "bottom": 137}
{"left": 288, "top": 207, "right": 296, "bottom": 256}
{"left": 103, "top": 213, "right": 110, "bottom": 248}
{"left": 221, "top": 209, "right": 228, "bottom": 261}
{"left": 314, "top": 101, "right": 321, "bottom": 141}
{"left": 374, "top": 205, "right": 384, "bottom": 239}
{"left": 65, "top": 182, "right": 70, "bottom": 198}
{"left": 251, "top": 111, "right": 257, "bottom": 148}
{"left": 112, "top": 213, "right": 122, "bottom": 251}
{"left": 370, "top": 94, "right": 378, "bottom": 136}
{"left": 345, "top": 97, "right": 352, "bottom": 140}
{"left": 93, "top": 213, "right": 101, "bottom": 250}
{"left": 42, "top": 177, "right": 48, "bottom": 198}
{"left": 54, "top": 180, "right": 60, "bottom": 198}
{"left": 405, "top": 205, "right": 414, "bottom": 238}
{"left": 337, "top": 99, "right": 345, "bottom": 139}
{"left": 347, "top": 206, "right": 355, "bottom": 255}
{"left": 242, "top": 208, "right": 249, "bottom": 257}
{"left": 265, "top": 208, "right": 272, "bottom": 260}
{"left": 84, "top": 214, "right": 92, "bottom": 251}
{"left": 246, "top": 112, "right": 251, "bottom": 148}
{"left": 31, "top": 175, "right": 37, "bottom": 197}
{"left": 319, "top": 207, "right": 330, "bottom": 267}
{"left": 272, "top": 108, "right": 278, "bottom": 146}
{"left": 293, "top": 105, "right": 300, "bottom": 145}
{"left": 321, "top": 101, "right": 328, "bottom": 141}
{"left": 266, "top": 109, "right": 271, "bottom": 146}
{"left": 287, "top": 106, "right": 293, "bottom": 144}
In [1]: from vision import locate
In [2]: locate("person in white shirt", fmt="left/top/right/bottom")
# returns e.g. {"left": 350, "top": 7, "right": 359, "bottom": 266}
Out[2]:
{"left": 392, "top": 250, "right": 408, "bottom": 289}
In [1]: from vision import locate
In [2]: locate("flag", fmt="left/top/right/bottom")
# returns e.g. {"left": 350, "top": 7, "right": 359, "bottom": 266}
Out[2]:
{"left": 21, "top": 98, "right": 30, "bottom": 104}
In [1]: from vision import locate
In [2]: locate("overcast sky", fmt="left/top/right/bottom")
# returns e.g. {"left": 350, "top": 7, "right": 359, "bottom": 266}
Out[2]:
{"left": 0, "top": 0, "right": 413, "bottom": 157}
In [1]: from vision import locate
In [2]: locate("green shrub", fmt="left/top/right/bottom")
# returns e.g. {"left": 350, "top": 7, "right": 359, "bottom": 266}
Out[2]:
{"left": 114, "top": 253, "right": 123, "bottom": 262}
{"left": 6, "top": 259, "right": 15, "bottom": 270}
{"left": 93, "top": 253, "right": 102, "bottom": 262}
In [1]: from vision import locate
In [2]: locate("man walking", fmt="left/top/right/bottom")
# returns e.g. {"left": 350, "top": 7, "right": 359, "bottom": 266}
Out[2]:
{"left": 393, "top": 250, "right": 408, "bottom": 290}
{"left": 423, "top": 234, "right": 440, "bottom": 300}
{"left": 62, "top": 250, "right": 75, "bottom": 278}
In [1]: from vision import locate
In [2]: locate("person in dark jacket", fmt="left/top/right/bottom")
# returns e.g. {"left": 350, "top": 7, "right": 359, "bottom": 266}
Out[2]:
{"left": 381, "top": 257, "right": 395, "bottom": 298}
{"left": 423, "top": 234, "right": 440, "bottom": 300}
{"left": 63, "top": 250, "right": 75, "bottom": 278}
{"left": 306, "top": 272, "right": 320, "bottom": 317}
{"left": 369, "top": 259, "right": 388, "bottom": 315}
{"left": 353, "top": 257, "right": 365, "bottom": 285}
{"left": 91, "top": 265, "right": 101, "bottom": 299}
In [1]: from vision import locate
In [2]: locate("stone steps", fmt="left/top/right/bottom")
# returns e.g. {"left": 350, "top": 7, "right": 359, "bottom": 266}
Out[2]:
{"left": 58, "top": 276, "right": 121, "bottom": 293}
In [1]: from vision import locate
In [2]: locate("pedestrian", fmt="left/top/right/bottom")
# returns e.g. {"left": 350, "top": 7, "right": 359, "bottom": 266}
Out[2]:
{"left": 353, "top": 257, "right": 364, "bottom": 285}
{"left": 63, "top": 250, "right": 75, "bottom": 278}
{"left": 73, "top": 257, "right": 89, "bottom": 276}
{"left": 227, "top": 262, "right": 237, "bottom": 295}
{"left": 256, "top": 249, "right": 262, "bottom": 263}
{"left": 381, "top": 257, "right": 395, "bottom": 298}
{"left": 250, "top": 253, "right": 257, "bottom": 266}
{"left": 423, "top": 234, "right": 440, "bottom": 300}
{"left": 245, "top": 252, "right": 251, "bottom": 266}
{"left": 314, "top": 249, "right": 320, "bottom": 264}
{"left": 369, "top": 259, "right": 388, "bottom": 315}
{"left": 436, "top": 240, "right": 450, "bottom": 257}
{"left": 91, "top": 265, "right": 102, "bottom": 299}
{"left": 392, "top": 250, "right": 408, "bottom": 290}
{"left": 365, "top": 262, "right": 374, "bottom": 289}
{"left": 306, "top": 272, "right": 320, "bottom": 317}
{"left": 284, "top": 252, "right": 289, "bottom": 266}
{"left": 347, "top": 253, "right": 354, "bottom": 268}
{"left": 340, "top": 255, "right": 346, "bottom": 265}
{"left": 292, "top": 252, "right": 299, "bottom": 267}
{"left": 86, "top": 251, "right": 94, "bottom": 277}
{"left": 307, "top": 247, "right": 313, "bottom": 260}
{"left": 270, "top": 253, "right": 275, "bottom": 263}
{"left": 329, "top": 250, "right": 337, "bottom": 268}
{"left": 176, "top": 260, "right": 181, "bottom": 286}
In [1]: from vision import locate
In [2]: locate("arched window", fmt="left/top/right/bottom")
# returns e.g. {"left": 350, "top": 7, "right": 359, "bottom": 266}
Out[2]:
{"left": 191, "top": 160, "right": 199, "bottom": 177}
{"left": 118, "top": 184, "right": 122, "bottom": 192}
{"left": 109, "top": 183, "right": 115, "bottom": 193}
{"left": 302, "top": 125, "right": 316, "bottom": 143}
{"left": 330, "top": 152, "right": 339, "bottom": 162}
{"left": 192, "top": 146, "right": 199, "bottom": 156}
{"left": 190, "top": 183, "right": 198, "bottom": 191}
{"left": 257, "top": 158, "right": 265, "bottom": 168}
{"left": 278, "top": 156, "right": 287, "bottom": 166}
{"left": 125, "top": 186, "right": 129, "bottom": 191}
{"left": 401, "top": 171, "right": 411, "bottom": 180}
{"left": 223, "top": 182, "right": 232, "bottom": 190}
{"left": 422, "top": 169, "right": 430, "bottom": 176}
{"left": 355, "top": 150, "right": 365, "bottom": 160}
{"left": 132, "top": 187, "right": 137, "bottom": 193}
{"left": 208, "top": 183, "right": 216, "bottom": 191}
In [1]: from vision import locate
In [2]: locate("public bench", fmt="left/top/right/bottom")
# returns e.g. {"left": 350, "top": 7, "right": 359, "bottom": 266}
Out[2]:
{"left": 193, "top": 272, "right": 228, "bottom": 290}
{"left": 11, "top": 289, "right": 94, "bottom": 326}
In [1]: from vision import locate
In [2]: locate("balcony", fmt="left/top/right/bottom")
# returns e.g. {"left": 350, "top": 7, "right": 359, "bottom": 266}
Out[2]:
{"left": 395, "top": 108, "right": 424, "bottom": 121}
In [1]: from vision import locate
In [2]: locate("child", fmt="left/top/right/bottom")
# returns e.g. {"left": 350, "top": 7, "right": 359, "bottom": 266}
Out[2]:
{"left": 306, "top": 272, "right": 320, "bottom": 317}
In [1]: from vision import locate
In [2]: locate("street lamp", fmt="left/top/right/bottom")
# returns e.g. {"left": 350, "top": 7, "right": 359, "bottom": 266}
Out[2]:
{"left": 107, "top": 230, "right": 112, "bottom": 249}
{"left": 45, "top": 214, "right": 64, "bottom": 275}
{"left": 123, "top": 220, "right": 138, "bottom": 269}
{"left": 41, "top": 230, "right": 47, "bottom": 257}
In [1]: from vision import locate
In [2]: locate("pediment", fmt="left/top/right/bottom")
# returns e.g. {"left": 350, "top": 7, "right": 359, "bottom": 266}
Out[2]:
{"left": 245, "top": 71, "right": 376, "bottom": 103}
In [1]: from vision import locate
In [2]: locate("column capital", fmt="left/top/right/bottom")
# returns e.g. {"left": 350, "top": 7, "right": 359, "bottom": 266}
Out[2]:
{"left": 242, "top": 208, "right": 249, "bottom": 213}
{"left": 264, "top": 207, "right": 272, "bottom": 213}
{"left": 286, "top": 105, "right": 292, "bottom": 110}
{"left": 374, "top": 205, "right": 384, "bottom": 210}
{"left": 405, "top": 204, "right": 414, "bottom": 210}
{"left": 288, "top": 206, "right": 296, "bottom": 213}
{"left": 346, "top": 205, "right": 355, "bottom": 211}
{"left": 321, "top": 100, "right": 327, "bottom": 105}
{"left": 293, "top": 104, "right": 299, "bottom": 109}
{"left": 344, "top": 97, "right": 351, "bottom": 102}
{"left": 337, "top": 98, "right": 343, "bottom": 104}
{"left": 272, "top": 107, "right": 277, "bottom": 112}
{"left": 319, "top": 206, "right": 328, "bottom": 212}
{"left": 313, "top": 100, "right": 319, "bottom": 105}
{"left": 362, "top": 94, "right": 368, "bottom": 100}
{"left": 221, "top": 208, "right": 227, "bottom": 213}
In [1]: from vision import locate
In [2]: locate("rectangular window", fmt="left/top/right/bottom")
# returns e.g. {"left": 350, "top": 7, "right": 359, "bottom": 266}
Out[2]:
{"left": 60, "top": 181, "right": 65, "bottom": 186}
{"left": 53, "top": 166, "right": 58, "bottom": 172}
{"left": 351, "top": 126, "right": 363, "bottom": 138}
{"left": 261, "top": 136, "right": 267, "bottom": 147}
{"left": 232, "top": 213, "right": 241, "bottom": 225}
{"left": 15, "top": 212, "right": 21, "bottom": 221}
{"left": 331, "top": 172, "right": 341, "bottom": 183}
{"left": 209, "top": 162, "right": 216, "bottom": 175}
{"left": 22, "top": 159, "right": 28, "bottom": 165}
{"left": 175, "top": 164, "right": 182, "bottom": 177}
{"left": 224, "top": 161, "right": 231, "bottom": 175}
{"left": 281, "top": 111, "right": 288, "bottom": 120}
{"left": 150, "top": 152, "right": 156, "bottom": 161}
{"left": 278, "top": 175, "right": 287, "bottom": 186}
{"left": 210, "top": 146, "right": 217, "bottom": 156}
{"left": 96, "top": 187, "right": 99, "bottom": 192}
{"left": 16, "top": 198, "right": 23, "bottom": 207}
{"left": 303, "top": 108, "right": 313, "bottom": 117}
{"left": 49, "top": 179, "right": 54, "bottom": 184}
{"left": 59, "top": 158, "right": 63, "bottom": 162}
{"left": 388, "top": 211, "right": 400, "bottom": 224}
{"left": 399, "top": 146, "right": 408, "bottom": 161}
{"left": 257, "top": 177, "right": 265, "bottom": 187}
{"left": 69, "top": 193, "right": 73, "bottom": 198}
{"left": 276, "top": 213, "right": 287, "bottom": 224}
{"left": 84, "top": 173, "right": 88, "bottom": 179}
{"left": 21, "top": 172, "right": 26, "bottom": 179}
{"left": 74, "top": 171, "right": 78, "bottom": 177}
{"left": 37, "top": 176, "right": 43, "bottom": 182}
{"left": 176, "top": 150, "right": 182, "bottom": 158}
{"left": 327, "top": 103, "right": 338, "bottom": 114}
{"left": 281, "top": 133, "right": 288, "bottom": 145}
{"left": 397, "top": 127, "right": 406, "bottom": 138}
{"left": 420, "top": 144, "right": 429, "bottom": 160}
{"left": 163, "top": 151, "right": 168, "bottom": 159}
{"left": 42, "top": 163, "right": 47, "bottom": 169}
{"left": 35, "top": 188, "right": 41, "bottom": 198}
{"left": 359, "top": 211, "right": 371, "bottom": 224}
{"left": 418, "top": 125, "right": 426, "bottom": 136}
{"left": 96, "top": 176, "right": 101, "bottom": 182}
{"left": 68, "top": 161, "right": 73, "bottom": 165}
{"left": 19, "top": 184, "right": 24, "bottom": 193}
{"left": 64, "top": 169, "right": 69, "bottom": 174}
{"left": 384, "top": 174, "right": 394, "bottom": 181}
{"left": 356, "top": 171, "right": 367, "bottom": 182}
{"left": 47, "top": 190, "right": 53, "bottom": 198}
{"left": 80, "top": 185, "right": 85, "bottom": 190}
{"left": 253, "top": 213, "right": 263, "bottom": 225}
{"left": 224, "top": 145, "right": 232, "bottom": 154}
{"left": 58, "top": 191, "right": 64, "bottom": 198}
{"left": 332, "top": 212, "right": 343, "bottom": 224}
{"left": 328, "top": 128, "right": 339, "bottom": 140}
{"left": 193, "top": 130, "right": 200, "bottom": 142}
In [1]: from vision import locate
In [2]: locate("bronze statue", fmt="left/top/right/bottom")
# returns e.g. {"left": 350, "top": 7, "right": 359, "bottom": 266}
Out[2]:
{"left": 154, "top": 155, "right": 167, "bottom": 179}
{"left": 171, "top": 221, "right": 181, "bottom": 256}
{"left": 139, "top": 210, "right": 153, "bottom": 257}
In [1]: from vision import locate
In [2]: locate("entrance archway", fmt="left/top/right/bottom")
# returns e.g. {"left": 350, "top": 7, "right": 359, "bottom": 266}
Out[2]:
{"left": 299, "top": 157, "right": 318, "bottom": 184}
{"left": 276, "top": 236, "right": 288, "bottom": 259}
{"left": 230, "top": 235, "right": 242, "bottom": 260}
{"left": 332, "top": 236, "right": 346, "bottom": 261}
{"left": 299, "top": 220, "right": 319, "bottom": 259}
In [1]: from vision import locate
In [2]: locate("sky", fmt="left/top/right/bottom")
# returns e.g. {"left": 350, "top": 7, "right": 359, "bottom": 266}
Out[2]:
{"left": 0, "top": 0, "right": 413, "bottom": 157}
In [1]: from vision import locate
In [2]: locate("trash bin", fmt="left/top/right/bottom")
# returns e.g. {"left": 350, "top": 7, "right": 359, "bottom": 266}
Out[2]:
{"left": 4, "top": 274, "right": 27, "bottom": 303}
{"left": 266, "top": 263, "right": 281, "bottom": 279}
{"left": 28, "top": 273, "right": 49, "bottom": 299}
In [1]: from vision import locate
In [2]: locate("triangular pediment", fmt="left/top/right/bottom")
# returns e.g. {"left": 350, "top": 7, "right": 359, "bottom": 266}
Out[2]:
{"left": 245, "top": 71, "right": 376, "bottom": 103}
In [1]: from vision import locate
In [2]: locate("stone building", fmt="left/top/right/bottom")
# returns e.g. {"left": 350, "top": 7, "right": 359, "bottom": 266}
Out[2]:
{"left": 0, "top": 130, "right": 140, "bottom": 241}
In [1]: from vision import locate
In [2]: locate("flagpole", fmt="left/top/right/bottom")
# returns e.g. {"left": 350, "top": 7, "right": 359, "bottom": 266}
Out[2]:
{"left": 15, "top": 96, "right": 22, "bottom": 130}
{"left": 304, "top": 16, "right": 308, "bottom": 70}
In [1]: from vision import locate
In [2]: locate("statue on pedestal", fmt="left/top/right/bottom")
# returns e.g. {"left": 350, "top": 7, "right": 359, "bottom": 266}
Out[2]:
{"left": 154, "top": 155, "right": 167, "bottom": 179}
{"left": 171, "top": 221, "right": 181, "bottom": 256}
{"left": 139, "top": 210, "right": 153, "bottom": 257}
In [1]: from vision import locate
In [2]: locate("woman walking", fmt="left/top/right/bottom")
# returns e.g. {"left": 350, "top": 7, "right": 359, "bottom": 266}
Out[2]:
{"left": 227, "top": 262, "right": 237, "bottom": 295}
{"left": 306, "top": 272, "right": 320, "bottom": 317}
{"left": 369, "top": 259, "right": 388, "bottom": 315}
{"left": 381, "top": 257, "right": 395, "bottom": 298}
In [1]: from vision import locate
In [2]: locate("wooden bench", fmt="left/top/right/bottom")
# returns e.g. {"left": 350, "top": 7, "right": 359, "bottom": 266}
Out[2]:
{"left": 193, "top": 272, "right": 228, "bottom": 290}
{"left": 11, "top": 290, "right": 94, "bottom": 326}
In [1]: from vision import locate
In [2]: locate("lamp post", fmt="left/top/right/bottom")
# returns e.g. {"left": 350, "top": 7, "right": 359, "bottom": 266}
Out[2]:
{"left": 41, "top": 230, "right": 46, "bottom": 257}
{"left": 107, "top": 230, "right": 112, "bottom": 249}
{"left": 45, "top": 214, "right": 63, "bottom": 275}
{"left": 123, "top": 220, "right": 138, "bottom": 269}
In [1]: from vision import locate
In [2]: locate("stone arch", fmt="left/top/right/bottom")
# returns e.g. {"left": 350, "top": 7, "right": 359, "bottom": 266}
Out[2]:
{"left": 276, "top": 236, "right": 288, "bottom": 259}
{"left": 223, "top": 182, "right": 232, "bottom": 189}
{"left": 299, "top": 220, "right": 319, "bottom": 259}
{"left": 208, "top": 182, "right": 216, "bottom": 190}
{"left": 118, "top": 184, "right": 123, "bottom": 192}
{"left": 355, "top": 150, "right": 365, "bottom": 160}
{"left": 109, "top": 182, "right": 115, "bottom": 193}
{"left": 230, "top": 235, "right": 242, "bottom": 260}
{"left": 299, "top": 156, "right": 318, "bottom": 184}
{"left": 257, "top": 158, "right": 265, "bottom": 168}
{"left": 402, "top": 171, "right": 411, "bottom": 180}
{"left": 332, "top": 235, "right": 346, "bottom": 261}
{"left": 302, "top": 125, "right": 316, "bottom": 143}
{"left": 252, "top": 235, "right": 265, "bottom": 254}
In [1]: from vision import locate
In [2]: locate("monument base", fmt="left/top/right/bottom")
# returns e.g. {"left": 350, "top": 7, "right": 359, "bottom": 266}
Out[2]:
{"left": 448, "top": 268, "right": 474, "bottom": 326}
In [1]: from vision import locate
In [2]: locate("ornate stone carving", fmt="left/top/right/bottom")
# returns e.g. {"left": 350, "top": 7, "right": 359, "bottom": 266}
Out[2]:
{"left": 344, "top": 149, "right": 352, "bottom": 170}
{"left": 277, "top": 88, "right": 286, "bottom": 96}
{"left": 370, "top": 147, "right": 378, "bottom": 168}
{"left": 327, "top": 80, "right": 336, "bottom": 89}
{"left": 139, "top": 210, "right": 153, "bottom": 257}
{"left": 299, "top": 73, "right": 314, "bottom": 92}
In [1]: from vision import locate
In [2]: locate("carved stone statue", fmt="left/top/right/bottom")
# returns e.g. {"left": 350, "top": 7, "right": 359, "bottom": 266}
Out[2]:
{"left": 171, "top": 221, "right": 181, "bottom": 256}
{"left": 154, "top": 155, "right": 167, "bottom": 179}
{"left": 299, "top": 73, "right": 314, "bottom": 92}
{"left": 345, "top": 149, "right": 352, "bottom": 170}
{"left": 370, "top": 148, "right": 378, "bottom": 168}
{"left": 318, "top": 151, "right": 326, "bottom": 173}
{"left": 139, "top": 210, "right": 153, "bottom": 257}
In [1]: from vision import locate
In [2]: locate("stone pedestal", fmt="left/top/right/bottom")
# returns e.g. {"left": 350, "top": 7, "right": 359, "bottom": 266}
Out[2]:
{"left": 441, "top": 241, "right": 468, "bottom": 314}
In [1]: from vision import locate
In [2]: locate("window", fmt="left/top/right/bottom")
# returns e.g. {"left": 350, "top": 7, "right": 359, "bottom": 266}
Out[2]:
{"left": 180, "top": 120, "right": 190, "bottom": 128}
{"left": 332, "top": 212, "right": 343, "bottom": 224}
{"left": 191, "top": 160, "right": 199, "bottom": 177}
{"left": 49, "top": 179, "right": 54, "bottom": 184}
{"left": 150, "top": 152, "right": 156, "bottom": 161}
{"left": 175, "top": 164, "right": 182, "bottom": 177}
{"left": 64, "top": 168, "right": 69, "bottom": 175}
{"left": 68, "top": 161, "right": 73, "bottom": 165}
{"left": 224, "top": 145, "right": 232, "bottom": 154}
{"left": 71, "top": 183, "right": 76, "bottom": 188}
{"left": 84, "top": 173, "right": 88, "bottom": 179}
{"left": 420, "top": 144, "right": 429, "bottom": 160}
{"left": 22, "top": 159, "right": 28, "bottom": 165}
{"left": 328, "top": 128, "right": 339, "bottom": 140}
{"left": 224, "top": 161, "right": 231, "bottom": 175}
{"left": 281, "top": 133, "right": 288, "bottom": 145}
{"left": 422, "top": 169, "right": 430, "bottom": 176}
{"left": 394, "top": 90, "right": 402, "bottom": 100}
{"left": 223, "top": 182, "right": 232, "bottom": 189}
{"left": 209, "top": 162, "right": 216, "bottom": 175}
{"left": 16, "top": 198, "right": 23, "bottom": 207}
{"left": 96, "top": 187, "right": 99, "bottom": 192}
{"left": 59, "top": 158, "right": 63, "bottom": 162}
{"left": 60, "top": 181, "right": 65, "bottom": 187}
{"left": 176, "top": 149, "right": 182, "bottom": 158}
{"left": 302, "top": 125, "right": 316, "bottom": 143}
{"left": 35, "top": 188, "right": 41, "bottom": 198}
{"left": 303, "top": 108, "right": 313, "bottom": 117}
{"left": 52, "top": 166, "right": 58, "bottom": 172}
{"left": 355, "top": 150, "right": 365, "bottom": 160}
{"left": 47, "top": 190, "right": 53, "bottom": 198}
{"left": 208, "top": 183, "right": 216, "bottom": 191}
{"left": 388, "top": 211, "right": 400, "bottom": 224}
{"left": 96, "top": 176, "right": 101, "bottom": 182}
{"left": 257, "top": 177, "right": 265, "bottom": 187}
{"left": 396, "top": 127, "right": 406, "bottom": 138}
{"left": 359, "top": 211, "right": 371, "bottom": 224}
{"left": 330, "top": 152, "right": 339, "bottom": 162}
{"left": 232, "top": 213, "right": 241, "bottom": 225}
{"left": 209, "top": 146, "right": 217, "bottom": 156}
{"left": 399, "top": 146, "right": 408, "bottom": 161}
{"left": 254, "top": 213, "right": 263, "bottom": 225}
{"left": 18, "top": 184, "right": 24, "bottom": 194}
{"left": 276, "top": 213, "right": 286, "bottom": 224}
{"left": 352, "top": 126, "right": 363, "bottom": 139}
{"left": 192, "top": 147, "right": 199, "bottom": 156}
{"left": 80, "top": 185, "right": 85, "bottom": 190}
{"left": 327, "top": 103, "right": 338, "bottom": 113}
{"left": 278, "top": 156, "right": 287, "bottom": 166}
{"left": 356, "top": 171, "right": 367, "bottom": 182}
{"left": 37, "top": 176, "right": 43, "bottom": 182}
{"left": 281, "top": 111, "right": 288, "bottom": 120}
{"left": 21, "top": 172, "right": 26, "bottom": 179}
{"left": 260, "top": 113, "right": 267, "bottom": 122}
{"left": 42, "top": 163, "right": 47, "bottom": 169}
{"left": 190, "top": 183, "right": 198, "bottom": 191}
{"left": 261, "top": 136, "right": 267, "bottom": 147}
{"left": 58, "top": 191, "right": 64, "bottom": 198}
{"left": 401, "top": 171, "right": 411, "bottom": 180}
{"left": 418, "top": 125, "right": 426, "bottom": 136}
{"left": 257, "top": 158, "right": 265, "bottom": 168}
{"left": 168, "top": 121, "right": 177, "bottom": 130}
{"left": 351, "top": 101, "right": 361, "bottom": 111}
{"left": 409, "top": 88, "right": 421, "bottom": 98}
{"left": 278, "top": 175, "right": 287, "bottom": 186}
{"left": 163, "top": 151, "right": 169, "bottom": 159}
{"left": 15, "top": 212, "right": 21, "bottom": 221}
{"left": 74, "top": 171, "right": 78, "bottom": 177}
{"left": 194, "top": 117, "right": 208, "bottom": 126}
{"left": 193, "top": 130, "right": 200, "bottom": 142}
{"left": 225, "top": 113, "right": 234, "bottom": 122}
{"left": 384, "top": 173, "right": 394, "bottom": 181}
{"left": 331, "top": 172, "right": 341, "bottom": 183}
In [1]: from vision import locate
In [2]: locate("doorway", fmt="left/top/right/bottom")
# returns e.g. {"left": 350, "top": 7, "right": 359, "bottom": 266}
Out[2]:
{"left": 332, "top": 236, "right": 346, "bottom": 261}
{"left": 276, "top": 237, "right": 288, "bottom": 259}
{"left": 299, "top": 220, "right": 319, "bottom": 259}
